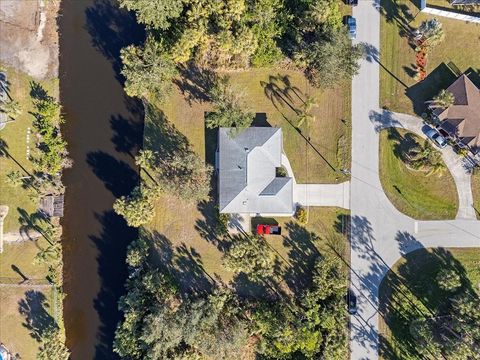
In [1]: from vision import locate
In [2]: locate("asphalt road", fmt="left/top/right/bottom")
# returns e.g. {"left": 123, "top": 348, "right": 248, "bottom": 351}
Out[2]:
{"left": 349, "top": 1, "right": 480, "bottom": 359}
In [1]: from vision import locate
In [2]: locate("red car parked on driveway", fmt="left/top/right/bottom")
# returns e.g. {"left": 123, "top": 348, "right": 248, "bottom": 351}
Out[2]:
{"left": 256, "top": 224, "right": 281, "bottom": 235}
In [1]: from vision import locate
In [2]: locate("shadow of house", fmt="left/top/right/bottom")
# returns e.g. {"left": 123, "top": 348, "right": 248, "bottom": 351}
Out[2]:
{"left": 18, "top": 290, "right": 55, "bottom": 342}
{"left": 406, "top": 62, "right": 458, "bottom": 115}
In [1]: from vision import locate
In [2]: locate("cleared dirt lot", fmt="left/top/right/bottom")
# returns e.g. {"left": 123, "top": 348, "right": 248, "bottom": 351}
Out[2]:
{"left": 0, "top": 0, "right": 59, "bottom": 79}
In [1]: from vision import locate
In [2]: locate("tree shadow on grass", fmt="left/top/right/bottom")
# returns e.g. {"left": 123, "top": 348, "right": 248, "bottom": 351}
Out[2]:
{"left": 85, "top": 0, "right": 145, "bottom": 84}
{"left": 406, "top": 62, "right": 457, "bottom": 115}
{"left": 282, "top": 221, "right": 321, "bottom": 294}
{"left": 173, "top": 64, "right": 218, "bottom": 105}
{"left": 147, "top": 230, "right": 215, "bottom": 297}
{"left": 379, "top": 244, "right": 479, "bottom": 359}
{"left": 18, "top": 290, "right": 55, "bottom": 342}
{"left": 143, "top": 104, "right": 190, "bottom": 158}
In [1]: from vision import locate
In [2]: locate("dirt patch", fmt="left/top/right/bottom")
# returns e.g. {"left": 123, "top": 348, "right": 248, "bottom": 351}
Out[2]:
{"left": 0, "top": 0, "right": 59, "bottom": 79}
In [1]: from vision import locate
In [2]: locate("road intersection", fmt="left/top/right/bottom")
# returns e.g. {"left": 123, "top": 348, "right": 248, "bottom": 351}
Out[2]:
{"left": 350, "top": 1, "right": 480, "bottom": 359}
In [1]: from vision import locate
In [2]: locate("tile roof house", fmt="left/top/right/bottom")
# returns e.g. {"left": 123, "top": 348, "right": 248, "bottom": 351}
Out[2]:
{"left": 433, "top": 75, "right": 480, "bottom": 156}
{"left": 217, "top": 127, "right": 294, "bottom": 216}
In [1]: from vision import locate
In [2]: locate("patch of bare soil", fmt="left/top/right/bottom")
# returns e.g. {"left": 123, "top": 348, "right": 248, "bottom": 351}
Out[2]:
{"left": 0, "top": 0, "right": 59, "bottom": 79}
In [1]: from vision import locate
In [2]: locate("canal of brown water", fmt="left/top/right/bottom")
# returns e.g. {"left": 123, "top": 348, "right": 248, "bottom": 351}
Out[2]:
{"left": 59, "top": 1, "right": 144, "bottom": 358}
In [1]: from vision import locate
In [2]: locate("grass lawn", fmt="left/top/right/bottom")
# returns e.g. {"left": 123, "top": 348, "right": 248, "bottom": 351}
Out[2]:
{"left": 379, "top": 128, "right": 458, "bottom": 219}
{"left": 379, "top": 247, "right": 480, "bottom": 360}
{"left": 144, "top": 65, "right": 351, "bottom": 296}
{"left": 473, "top": 168, "right": 480, "bottom": 219}
{"left": 0, "top": 286, "right": 56, "bottom": 360}
{"left": 380, "top": 0, "right": 480, "bottom": 115}
{"left": 160, "top": 68, "right": 351, "bottom": 184}
{"left": 0, "top": 64, "right": 58, "bottom": 232}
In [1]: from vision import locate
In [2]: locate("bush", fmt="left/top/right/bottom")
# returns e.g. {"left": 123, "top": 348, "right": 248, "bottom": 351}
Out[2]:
{"left": 276, "top": 166, "right": 288, "bottom": 177}
{"left": 295, "top": 206, "right": 307, "bottom": 225}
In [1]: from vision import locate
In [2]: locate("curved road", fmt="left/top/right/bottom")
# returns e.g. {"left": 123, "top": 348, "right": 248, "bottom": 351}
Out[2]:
{"left": 350, "top": 1, "right": 480, "bottom": 359}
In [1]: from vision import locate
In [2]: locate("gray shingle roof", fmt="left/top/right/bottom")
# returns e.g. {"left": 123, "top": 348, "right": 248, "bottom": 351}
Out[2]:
{"left": 218, "top": 127, "right": 294, "bottom": 215}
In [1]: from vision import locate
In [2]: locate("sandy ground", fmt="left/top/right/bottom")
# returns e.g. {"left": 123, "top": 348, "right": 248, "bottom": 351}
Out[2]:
{"left": 0, "top": 0, "right": 59, "bottom": 79}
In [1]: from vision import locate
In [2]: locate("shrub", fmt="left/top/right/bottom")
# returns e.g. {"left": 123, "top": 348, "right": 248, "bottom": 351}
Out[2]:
{"left": 295, "top": 206, "right": 307, "bottom": 225}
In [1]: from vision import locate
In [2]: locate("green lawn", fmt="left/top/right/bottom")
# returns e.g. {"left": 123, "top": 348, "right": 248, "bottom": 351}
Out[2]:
{"left": 379, "top": 128, "right": 458, "bottom": 219}
{"left": 0, "top": 64, "right": 58, "bottom": 232}
{"left": 473, "top": 168, "right": 480, "bottom": 220}
{"left": 144, "top": 65, "right": 351, "bottom": 296}
{"left": 160, "top": 68, "right": 351, "bottom": 184}
{"left": 379, "top": 247, "right": 480, "bottom": 360}
{"left": 0, "top": 286, "right": 56, "bottom": 360}
{"left": 380, "top": 0, "right": 480, "bottom": 114}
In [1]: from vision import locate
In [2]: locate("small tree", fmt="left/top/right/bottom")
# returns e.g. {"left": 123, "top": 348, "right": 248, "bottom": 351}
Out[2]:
{"left": 224, "top": 234, "right": 276, "bottom": 281}
{"left": 205, "top": 76, "right": 254, "bottom": 134}
{"left": 295, "top": 206, "right": 308, "bottom": 225}
{"left": 37, "top": 327, "right": 70, "bottom": 360}
{"left": 0, "top": 99, "right": 22, "bottom": 120}
{"left": 416, "top": 18, "right": 445, "bottom": 51}
{"left": 436, "top": 268, "right": 461, "bottom": 291}
{"left": 113, "top": 185, "right": 158, "bottom": 227}
{"left": 135, "top": 149, "right": 157, "bottom": 171}
{"left": 5, "top": 170, "right": 24, "bottom": 187}
{"left": 432, "top": 89, "right": 455, "bottom": 109}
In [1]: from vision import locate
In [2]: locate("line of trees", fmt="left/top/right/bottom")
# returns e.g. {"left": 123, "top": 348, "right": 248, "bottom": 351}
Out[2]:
{"left": 118, "top": 0, "right": 364, "bottom": 104}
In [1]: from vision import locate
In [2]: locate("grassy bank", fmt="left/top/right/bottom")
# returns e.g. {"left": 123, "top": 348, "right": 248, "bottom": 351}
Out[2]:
{"left": 0, "top": 64, "right": 58, "bottom": 232}
{"left": 380, "top": 0, "right": 480, "bottom": 114}
{"left": 379, "top": 247, "right": 480, "bottom": 359}
{"left": 379, "top": 128, "right": 458, "bottom": 219}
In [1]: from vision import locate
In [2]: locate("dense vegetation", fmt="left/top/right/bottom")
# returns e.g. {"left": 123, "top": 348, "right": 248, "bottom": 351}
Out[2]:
{"left": 119, "top": 0, "right": 363, "bottom": 103}
{"left": 114, "top": 233, "right": 348, "bottom": 359}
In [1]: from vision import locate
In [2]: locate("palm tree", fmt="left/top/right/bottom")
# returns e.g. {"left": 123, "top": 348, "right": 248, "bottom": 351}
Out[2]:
{"left": 135, "top": 149, "right": 157, "bottom": 171}
{"left": 432, "top": 89, "right": 455, "bottom": 109}
{"left": 296, "top": 96, "right": 317, "bottom": 128}
{"left": 416, "top": 18, "right": 445, "bottom": 51}
{"left": 0, "top": 99, "right": 22, "bottom": 120}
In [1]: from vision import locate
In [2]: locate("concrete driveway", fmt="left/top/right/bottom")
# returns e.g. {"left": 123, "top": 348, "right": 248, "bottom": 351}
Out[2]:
{"left": 350, "top": 1, "right": 480, "bottom": 359}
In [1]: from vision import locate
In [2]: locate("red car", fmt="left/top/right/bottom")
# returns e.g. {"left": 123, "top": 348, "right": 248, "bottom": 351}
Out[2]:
{"left": 256, "top": 224, "right": 281, "bottom": 235}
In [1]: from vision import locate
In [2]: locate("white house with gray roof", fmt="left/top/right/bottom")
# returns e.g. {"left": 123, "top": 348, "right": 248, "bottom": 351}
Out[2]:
{"left": 217, "top": 127, "right": 295, "bottom": 217}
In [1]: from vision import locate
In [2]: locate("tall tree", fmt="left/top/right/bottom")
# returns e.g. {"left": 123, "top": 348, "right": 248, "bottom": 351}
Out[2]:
{"left": 223, "top": 234, "right": 276, "bottom": 281}
{"left": 119, "top": 0, "right": 185, "bottom": 30}
{"left": 121, "top": 36, "right": 178, "bottom": 101}
{"left": 297, "top": 27, "right": 363, "bottom": 88}
{"left": 0, "top": 99, "right": 22, "bottom": 120}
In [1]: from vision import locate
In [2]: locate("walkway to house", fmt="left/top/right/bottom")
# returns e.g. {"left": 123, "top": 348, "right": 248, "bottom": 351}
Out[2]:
{"left": 422, "top": 6, "right": 480, "bottom": 24}
{"left": 281, "top": 154, "right": 351, "bottom": 209}
{"left": 371, "top": 110, "right": 477, "bottom": 220}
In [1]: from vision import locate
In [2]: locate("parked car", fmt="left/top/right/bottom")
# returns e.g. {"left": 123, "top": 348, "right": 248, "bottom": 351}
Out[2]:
{"left": 256, "top": 224, "right": 281, "bottom": 235}
{"left": 346, "top": 16, "right": 357, "bottom": 39}
{"left": 347, "top": 290, "right": 357, "bottom": 315}
{"left": 346, "top": 0, "right": 358, "bottom": 6}
{"left": 426, "top": 128, "right": 447, "bottom": 149}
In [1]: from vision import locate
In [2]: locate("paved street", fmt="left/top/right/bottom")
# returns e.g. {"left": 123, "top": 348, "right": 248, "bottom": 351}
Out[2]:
{"left": 350, "top": 1, "right": 480, "bottom": 359}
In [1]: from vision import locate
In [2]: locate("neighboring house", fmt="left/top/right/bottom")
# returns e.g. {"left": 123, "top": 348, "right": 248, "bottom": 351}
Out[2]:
{"left": 432, "top": 74, "right": 480, "bottom": 157}
{"left": 217, "top": 127, "right": 295, "bottom": 217}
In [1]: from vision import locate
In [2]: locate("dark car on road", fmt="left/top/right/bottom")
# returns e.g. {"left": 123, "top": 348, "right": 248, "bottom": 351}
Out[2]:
{"left": 345, "top": 16, "right": 357, "bottom": 39}
{"left": 347, "top": 0, "right": 358, "bottom": 6}
{"left": 347, "top": 290, "right": 357, "bottom": 315}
